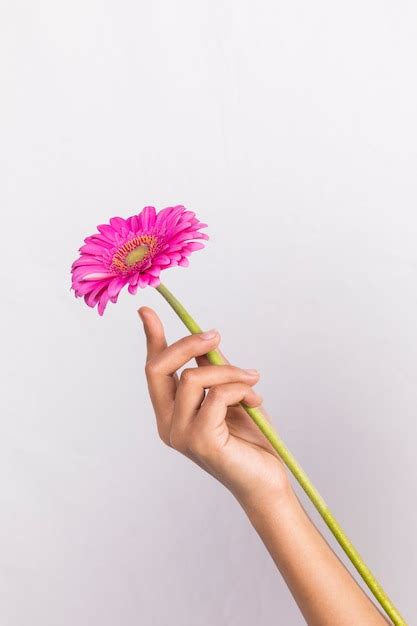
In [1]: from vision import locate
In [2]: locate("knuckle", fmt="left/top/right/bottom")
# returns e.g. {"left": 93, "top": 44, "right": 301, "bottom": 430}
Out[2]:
{"left": 208, "top": 384, "right": 226, "bottom": 401}
{"left": 179, "top": 367, "right": 196, "bottom": 384}
{"left": 144, "top": 359, "right": 158, "bottom": 377}
{"left": 169, "top": 429, "right": 186, "bottom": 452}
{"left": 157, "top": 427, "right": 172, "bottom": 447}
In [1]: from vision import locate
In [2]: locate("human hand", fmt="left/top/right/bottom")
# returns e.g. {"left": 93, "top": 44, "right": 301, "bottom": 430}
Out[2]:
{"left": 138, "top": 306, "right": 291, "bottom": 509}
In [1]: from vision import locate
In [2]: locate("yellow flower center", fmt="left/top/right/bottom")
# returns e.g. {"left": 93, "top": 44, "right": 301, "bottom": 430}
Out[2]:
{"left": 110, "top": 234, "right": 159, "bottom": 274}
{"left": 125, "top": 245, "right": 149, "bottom": 266}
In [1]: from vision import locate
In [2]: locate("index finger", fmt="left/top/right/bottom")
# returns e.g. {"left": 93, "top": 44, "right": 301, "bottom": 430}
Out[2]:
{"left": 195, "top": 346, "right": 230, "bottom": 367}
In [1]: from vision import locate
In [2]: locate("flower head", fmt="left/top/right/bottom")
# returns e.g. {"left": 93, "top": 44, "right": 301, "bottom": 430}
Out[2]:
{"left": 71, "top": 205, "right": 208, "bottom": 315}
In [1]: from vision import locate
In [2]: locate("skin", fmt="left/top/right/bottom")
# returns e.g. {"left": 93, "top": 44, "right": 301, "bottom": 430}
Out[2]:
{"left": 138, "top": 305, "right": 391, "bottom": 626}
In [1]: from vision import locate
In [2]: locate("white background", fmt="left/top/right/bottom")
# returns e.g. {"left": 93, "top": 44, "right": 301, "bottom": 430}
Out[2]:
{"left": 1, "top": 1, "right": 416, "bottom": 624}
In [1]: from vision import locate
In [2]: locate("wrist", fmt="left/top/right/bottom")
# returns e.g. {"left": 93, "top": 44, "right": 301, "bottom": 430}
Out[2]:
{"left": 235, "top": 476, "right": 298, "bottom": 522}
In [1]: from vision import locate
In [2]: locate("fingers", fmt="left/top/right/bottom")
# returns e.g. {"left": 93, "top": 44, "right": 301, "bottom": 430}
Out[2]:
{"left": 170, "top": 365, "right": 260, "bottom": 444}
{"left": 138, "top": 306, "right": 167, "bottom": 362}
{"left": 139, "top": 306, "right": 221, "bottom": 445}
{"left": 138, "top": 306, "right": 175, "bottom": 444}
{"left": 188, "top": 382, "right": 263, "bottom": 456}
{"left": 195, "top": 345, "right": 230, "bottom": 367}
{"left": 138, "top": 307, "right": 264, "bottom": 461}
{"left": 146, "top": 328, "right": 221, "bottom": 377}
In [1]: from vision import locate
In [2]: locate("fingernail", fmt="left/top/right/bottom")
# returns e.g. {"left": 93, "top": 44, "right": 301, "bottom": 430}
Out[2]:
{"left": 200, "top": 328, "right": 218, "bottom": 340}
{"left": 243, "top": 369, "right": 259, "bottom": 376}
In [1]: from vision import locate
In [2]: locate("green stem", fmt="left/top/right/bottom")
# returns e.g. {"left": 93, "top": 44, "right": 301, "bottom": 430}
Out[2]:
{"left": 155, "top": 281, "right": 406, "bottom": 626}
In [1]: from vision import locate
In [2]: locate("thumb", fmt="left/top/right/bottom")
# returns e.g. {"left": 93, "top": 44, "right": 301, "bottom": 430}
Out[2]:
{"left": 138, "top": 306, "right": 168, "bottom": 362}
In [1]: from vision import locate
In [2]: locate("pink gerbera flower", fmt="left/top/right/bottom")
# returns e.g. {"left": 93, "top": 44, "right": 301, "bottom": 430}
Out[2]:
{"left": 71, "top": 205, "right": 209, "bottom": 315}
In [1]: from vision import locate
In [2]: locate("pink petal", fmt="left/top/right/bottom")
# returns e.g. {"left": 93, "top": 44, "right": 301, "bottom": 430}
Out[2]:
{"left": 98, "top": 291, "right": 110, "bottom": 316}
{"left": 165, "top": 251, "right": 181, "bottom": 261}
{"left": 129, "top": 272, "right": 140, "bottom": 286}
{"left": 139, "top": 206, "right": 157, "bottom": 231}
{"left": 138, "top": 274, "right": 150, "bottom": 288}
{"left": 110, "top": 216, "right": 128, "bottom": 233}
{"left": 80, "top": 272, "right": 116, "bottom": 281}
{"left": 162, "top": 243, "right": 182, "bottom": 253}
{"left": 189, "top": 217, "right": 207, "bottom": 227}
{"left": 155, "top": 206, "right": 181, "bottom": 230}
{"left": 73, "top": 279, "right": 107, "bottom": 297}
{"left": 97, "top": 224, "right": 118, "bottom": 242}
{"left": 178, "top": 256, "right": 189, "bottom": 267}
{"left": 128, "top": 283, "right": 138, "bottom": 295}
{"left": 108, "top": 276, "right": 128, "bottom": 298}
{"left": 140, "top": 258, "right": 152, "bottom": 271}
{"left": 163, "top": 206, "right": 187, "bottom": 236}
{"left": 169, "top": 220, "right": 193, "bottom": 236}
{"left": 79, "top": 242, "right": 108, "bottom": 256}
{"left": 193, "top": 232, "right": 209, "bottom": 240}
{"left": 84, "top": 284, "right": 107, "bottom": 308}
{"left": 166, "top": 231, "right": 200, "bottom": 246}
{"left": 153, "top": 253, "right": 171, "bottom": 266}
{"left": 147, "top": 265, "right": 161, "bottom": 277}
{"left": 72, "top": 265, "right": 111, "bottom": 281}
{"left": 184, "top": 241, "right": 205, "bottom": 251}
{"left": 72, "top": 256, "right": 106, "bottom": 269}
{"left": 129, "top": 215, "right": 139, "bottom": 232}
{"left": 180, "top": 210, "right": 196, "bottom": 220}
{"left": 148, "top": 275, "right": 161, "bottom": 287}
{"left": 84, "top": 234, "right": 113, "bottom": 248}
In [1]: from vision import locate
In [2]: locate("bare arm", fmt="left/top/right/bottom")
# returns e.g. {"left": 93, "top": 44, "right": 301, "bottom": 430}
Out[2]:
{"left": 243, "top": 487, "right": 390, "bottom": 625}
{"left": 138, "top": 306, "right": 390, "bottom": 626}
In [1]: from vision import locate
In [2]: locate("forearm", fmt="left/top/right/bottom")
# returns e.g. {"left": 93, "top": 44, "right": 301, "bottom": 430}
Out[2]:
{"left": 240, "top": 486, "right": 390, "bottom": 626}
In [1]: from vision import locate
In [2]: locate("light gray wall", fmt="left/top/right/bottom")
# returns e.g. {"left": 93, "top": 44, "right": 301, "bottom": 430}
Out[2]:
{"left": 1, "top": 1, "right": 416, "bottom": 624}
